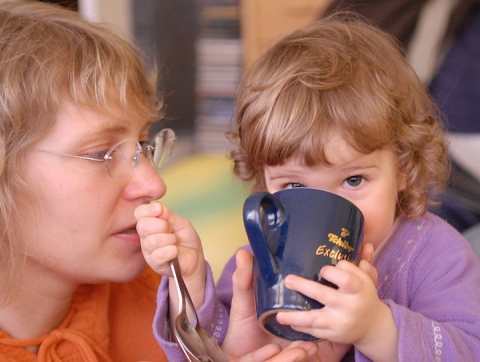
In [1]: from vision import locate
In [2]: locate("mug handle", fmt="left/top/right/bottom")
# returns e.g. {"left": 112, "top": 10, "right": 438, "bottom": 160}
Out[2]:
{"left": 243, "top": 192, "right": 287, "bottom": 285}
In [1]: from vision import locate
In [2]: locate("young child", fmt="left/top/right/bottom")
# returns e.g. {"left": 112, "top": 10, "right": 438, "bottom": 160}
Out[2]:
{"left": 136, "top": 14, "right": 480, "bottom": 361}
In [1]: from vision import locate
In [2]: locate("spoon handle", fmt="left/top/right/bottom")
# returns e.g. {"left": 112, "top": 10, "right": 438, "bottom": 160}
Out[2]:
{"left": 170, "top": 258, "right": 210, "bottom": 362}
{"left": 171, "top": 258, "right": 227, "bottom": 362}
{"left": 182, "top": 282, "right": 228, "bottom": 362}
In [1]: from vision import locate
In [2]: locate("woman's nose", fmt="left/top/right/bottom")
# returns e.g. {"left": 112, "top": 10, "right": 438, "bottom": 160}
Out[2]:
{"left": 124, "top": 157, "right": 167, "bottom": 201}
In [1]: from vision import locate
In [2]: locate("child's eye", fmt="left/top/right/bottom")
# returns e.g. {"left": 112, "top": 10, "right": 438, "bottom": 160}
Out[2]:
{"left": 343, "top": 176, "right": 364, "bottom": 188}
{"left": 285, "top": 183, "right": 305, "bottom": 189}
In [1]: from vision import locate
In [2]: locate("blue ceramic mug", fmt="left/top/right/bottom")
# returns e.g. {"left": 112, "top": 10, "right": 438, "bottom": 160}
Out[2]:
{"left": 243, "top": 188, "right": 364, "bottom": 341}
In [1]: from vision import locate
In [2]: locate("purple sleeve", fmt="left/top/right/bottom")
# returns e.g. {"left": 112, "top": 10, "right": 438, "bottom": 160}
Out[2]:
{"left": 354, "top": 214, "right": 480, "bottom": 361}
{"left": 388, "top": 245, "right": 480, "bottom": 361}
{"left": 215, "top": 249, "right": 241, "bottom": 312}
{"left": 152, "top": 262, "right": 230, "bottom": 361}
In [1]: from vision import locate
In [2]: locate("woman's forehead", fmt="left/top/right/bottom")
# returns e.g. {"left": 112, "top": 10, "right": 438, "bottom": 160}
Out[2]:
{"left": 36, "top": 102, "right": 149, "bottom": 147}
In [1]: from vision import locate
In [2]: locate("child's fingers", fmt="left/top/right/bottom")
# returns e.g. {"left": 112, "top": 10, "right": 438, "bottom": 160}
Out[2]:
{"left": 358, "top": 242, "right": 377, "bottom": 284}
{"left": 135, "top": 202, "right": 194, "bottom": 239}
{"left": 230, "top": 249, "right": 256, "bottom": 319}
{"left": 321, "top": 260, "right": 374, "bottom": 294}
{"left": 143, "top": 243, "right": 178, "bottom": 275}
{"left": 136, "top": 216, "right": 172, "bottom": 240}
{"left": 283, "top": 262, "right": 371, "bottom": 306}
{"left": 141, "top": 231, "right": 177, "bottom": 255}
{"left": 359, "top": 242, "right": 374, "bottom": 264}
{"left": 276, "top": 309, "right": 328, "bottom": 337}
{"left": 164, "top": 209, "right": 197, "bottom": 237}
{"left": 134, "top": 202, "right": 166, "bottom": 219}
{"left": 233, "top": 342, "right": 318, "bottom": 362}
{"left": 358, "top": 259, "right": 378, "bottom": 286}
{"left": 232, "top": 344, "right": 282, "bottom": 362}
{"left": 135, "top": 203, "right": 172, "bottom": 241}
{"left": 284, "top": 274, "right": 337, "bottom": 307}
{"left": 233, "top": 249, "right": 254, "bottom": 290}
{"left": 136, "top": 202, "right": 196, "bottom": 243}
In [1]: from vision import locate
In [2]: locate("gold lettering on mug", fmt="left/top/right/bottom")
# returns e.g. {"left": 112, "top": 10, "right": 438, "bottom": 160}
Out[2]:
{"left": 315, "top": 245, "right": 355, "bottom": 262}
{"left": 314, "top": 227, "right": 356, "bottom": 262}
{"left": 327, "top": 230, "right": 354, "bottom": 252}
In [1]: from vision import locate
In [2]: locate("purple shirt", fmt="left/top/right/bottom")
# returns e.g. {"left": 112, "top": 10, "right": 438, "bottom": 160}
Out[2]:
{"left": 154, "top": 212, "right": 480, "bottom": 361}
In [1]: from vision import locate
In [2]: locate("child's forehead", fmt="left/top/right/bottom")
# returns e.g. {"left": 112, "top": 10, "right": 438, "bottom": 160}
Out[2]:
{"left": 297, "top": 134, "right": 369, "bottom": 167}
{"left": 267, "top": 144, "right": 391, "bottom": 179}
{"left": 322, "top": 135, "right": 365, "bottom": 163}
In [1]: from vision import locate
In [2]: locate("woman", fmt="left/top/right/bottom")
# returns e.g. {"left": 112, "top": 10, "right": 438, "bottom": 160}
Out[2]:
{"left": 0, "top": 1, "right": 171, "bottom": 360}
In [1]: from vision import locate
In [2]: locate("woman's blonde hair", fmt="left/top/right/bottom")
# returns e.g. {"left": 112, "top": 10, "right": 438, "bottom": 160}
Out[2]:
{"left": 230, "top": 13, "right": 448, "bottom": 219}
{"left": 0, "top": 1, "right": 162, "bottom": 296}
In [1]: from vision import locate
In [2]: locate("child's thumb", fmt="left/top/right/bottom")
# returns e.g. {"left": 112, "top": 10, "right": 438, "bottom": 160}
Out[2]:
{"left": 230, "top": 249, "right": 256, "bottom": 319}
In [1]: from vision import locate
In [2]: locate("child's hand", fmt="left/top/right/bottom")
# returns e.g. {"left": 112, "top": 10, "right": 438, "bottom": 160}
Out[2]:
{"left": 275, "top": 243, "right": 398, "bottom": 360}
{"left": 222, "top": 249, "right": 276, "bottom": 357}
{"left": 135, "top": 202, "right": 205, "bottom": 283}
{"left": 222, "top": 249, "right": 351, "bottom": 362}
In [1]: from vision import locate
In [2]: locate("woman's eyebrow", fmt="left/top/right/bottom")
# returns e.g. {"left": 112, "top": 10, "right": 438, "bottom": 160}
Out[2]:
{"left": 80, "top": 119, "right": 153, "bottom": 140}
{"left": 78, "top": 125, "right": 129, "bottom": 140}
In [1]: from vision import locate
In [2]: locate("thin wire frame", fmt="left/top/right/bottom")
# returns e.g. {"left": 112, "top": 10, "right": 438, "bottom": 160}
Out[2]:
{"left": 33, "top": 128, "right": 176, "bottom": 178}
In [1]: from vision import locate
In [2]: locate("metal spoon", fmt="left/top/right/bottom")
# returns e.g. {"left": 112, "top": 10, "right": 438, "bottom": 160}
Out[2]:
{"left": 186, "top": 292, "right": 228, "bottom": 362}
{"left": 170, "top": 258, "right": 209, "bottom": 361}
{"left": 170, "top": 258, "right": 227, "bottom": 362}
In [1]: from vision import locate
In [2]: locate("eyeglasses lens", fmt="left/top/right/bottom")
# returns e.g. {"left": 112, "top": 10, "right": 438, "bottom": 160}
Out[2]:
{"left": 152, "top": 128, "right": 175, "bottom": 168}
{"left": 104, "top": 128, "right": 175, "bottom": 178}
{"left": 105, "top": 140, "right": 142, "bottom": 178}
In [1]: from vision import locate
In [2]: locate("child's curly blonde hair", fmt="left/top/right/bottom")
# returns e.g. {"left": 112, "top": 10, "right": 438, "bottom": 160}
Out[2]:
{"left": 230, "top": 14, "right": 449, "bottom": 219}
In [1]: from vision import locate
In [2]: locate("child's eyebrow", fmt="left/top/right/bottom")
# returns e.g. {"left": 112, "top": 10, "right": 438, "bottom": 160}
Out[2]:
{"left": 264, "top": 170, "right": 283, "bottom": 180}
{"left": 267, "top": 173, "right": 286, "bottom": 180}
{"left": 340, "top": 164, "right": 379, "bottom": 174}
{"left": 334, "top": 154, "right": 381, "bottom": 172}
{"left": 266, "top": 164, "right": 306, "bottom": 179}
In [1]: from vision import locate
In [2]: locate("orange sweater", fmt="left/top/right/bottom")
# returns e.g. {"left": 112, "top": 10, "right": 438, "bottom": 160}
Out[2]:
{"left": 0, "top": 268, "right": 167, "bottom": 361}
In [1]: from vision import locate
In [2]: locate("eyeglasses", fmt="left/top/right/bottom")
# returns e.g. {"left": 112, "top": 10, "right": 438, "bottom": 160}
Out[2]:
{"left": 34, "top": 128, "right": 176, "bottom": 178}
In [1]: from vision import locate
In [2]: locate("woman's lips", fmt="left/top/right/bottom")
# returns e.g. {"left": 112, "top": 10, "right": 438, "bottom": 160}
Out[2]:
{"left": 120, "top": 227, "right": 137, "bottom": 234}
{"left": 115, "top": 225, "right": 141, "bottom": 246}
